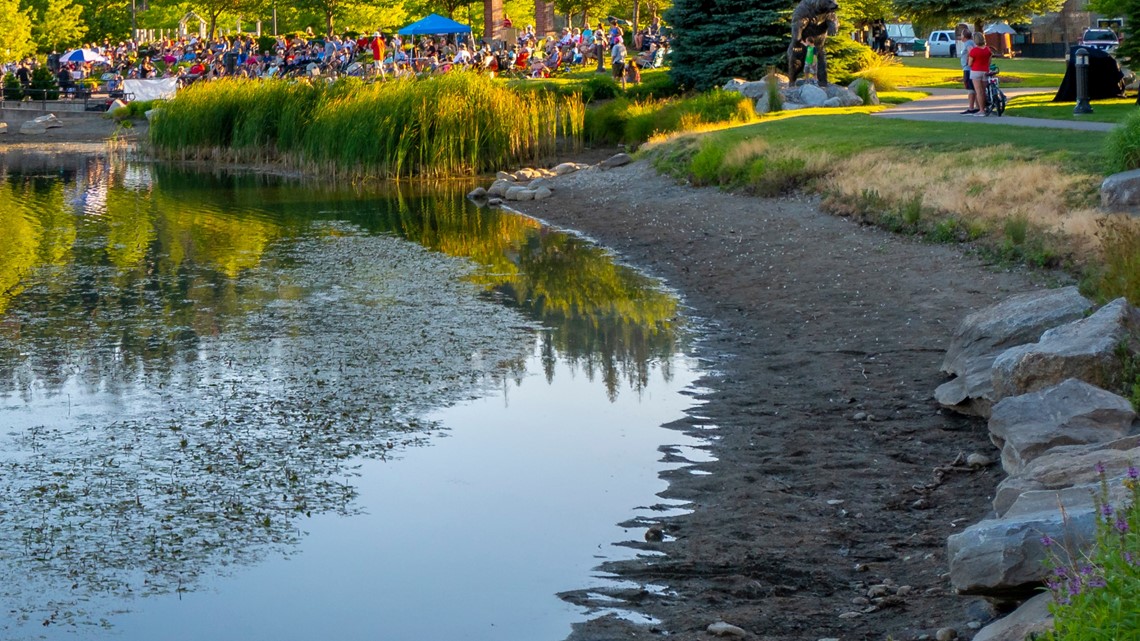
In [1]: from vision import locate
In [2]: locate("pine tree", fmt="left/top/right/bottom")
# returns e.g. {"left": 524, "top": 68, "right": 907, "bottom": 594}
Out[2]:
{"left": 665, "top": 0, "right": 790, "bottom": 91}
{"left": 1113, "top": 0, "right": 1140, "bottom": 72}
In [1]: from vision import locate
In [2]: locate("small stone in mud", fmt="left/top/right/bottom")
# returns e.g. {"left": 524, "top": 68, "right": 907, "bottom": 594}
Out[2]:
{"left": 896, "top": 585, "right": 914, "bottom": 597}
{"left": 853, "top": 412, "right": 867, "bottom": 421}
{"left": 851, "top": 596, "right": 870, "bottom": 605}
{"left": 966, "top": 453, "right": 993, "bottom": 468}
{"left": 645, "top": 525, "right": 665, "bottom": 542}
{"left": 707, "top": 621, "right": 747, "bottom": 637}
{"left": 867, "top": 584, "right": 890, "bottom": 598}
{"left": 911, "top": 498, "right": 930, "bottom": 510}
{"left": 487, "top": 197, "right": 503, "bottom": 206}
{"left": 935, "top": 628, "right": 957, "bottom": 641}
{"left": 467, "top": 187, "right": 487, "bottom": 199}
{"left": 600, "top": 153, "right": 633, "bottom": 168}
{"left": 838, "top": 611, "right": 861, "bottom": 619}
{"left": 826, "top": 499, "right": 844, "bottom": 506}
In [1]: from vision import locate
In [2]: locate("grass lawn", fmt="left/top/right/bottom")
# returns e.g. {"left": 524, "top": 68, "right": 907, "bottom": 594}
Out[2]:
{"left": 865, "top": 56, "right": 1067, "bottom": 89}
{"left": 688, "top": 112, "right": 1106, "bottom": 170}
{"left": 1005, "top": 91, "right": 1138, "bottom": 123}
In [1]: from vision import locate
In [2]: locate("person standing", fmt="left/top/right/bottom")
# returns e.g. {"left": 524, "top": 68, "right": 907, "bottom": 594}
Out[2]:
{"left": 968, "top": 31, "right": 992, "bottom": 117}
{"left": 593, "top": 25, "right": 606, "bottom": 73}
{"left": 958, "top": 28, "right": 977, "bottom": 114}
{"left": 611, "top": 36, "right": 627, "bottom": 87}
{"left": 371, "top": 32, "right": 386, "bottom": 78}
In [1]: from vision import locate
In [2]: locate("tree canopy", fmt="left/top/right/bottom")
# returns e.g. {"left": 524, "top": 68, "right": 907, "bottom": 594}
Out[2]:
{"left": 0, "top": 0, "right": 36, "bottom": 62}
{"left": 892, "top": 0, "right": 1065, "bottom": 24}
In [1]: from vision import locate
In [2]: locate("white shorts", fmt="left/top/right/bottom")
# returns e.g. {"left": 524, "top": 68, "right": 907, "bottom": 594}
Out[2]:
{"left": 969, "top": 70, "right": 986, "bottom": 80}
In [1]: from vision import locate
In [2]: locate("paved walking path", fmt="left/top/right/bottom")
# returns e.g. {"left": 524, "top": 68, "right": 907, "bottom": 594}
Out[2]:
{"left": 874, "top": 87, "right": 1116, "bottom": 132}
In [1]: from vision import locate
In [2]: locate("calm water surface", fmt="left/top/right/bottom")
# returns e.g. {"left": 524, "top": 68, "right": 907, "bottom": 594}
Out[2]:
{"left": 0, "top": 156, "right": 707, "bottom": 640}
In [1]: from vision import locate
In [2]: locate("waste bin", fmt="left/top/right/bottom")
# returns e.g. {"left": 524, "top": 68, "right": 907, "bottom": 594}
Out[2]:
{"left": 224, "top": 51, "right": 238, "bottom": 75}
{"left": 47, "top": 53, "right": 61, "bottom": 73}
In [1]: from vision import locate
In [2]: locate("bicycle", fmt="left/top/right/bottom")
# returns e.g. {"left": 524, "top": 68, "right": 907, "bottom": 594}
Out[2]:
{"left": 983, "top": 64, "right": 1006, "bottom": 117}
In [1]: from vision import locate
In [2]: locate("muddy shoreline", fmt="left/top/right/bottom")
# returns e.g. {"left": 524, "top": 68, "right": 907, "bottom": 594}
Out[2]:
{"left": 515, "top": 162, "right": 1061, "bottom": 641}
{"left": 2, "top": 121, "right": 1061, "bottom": 639}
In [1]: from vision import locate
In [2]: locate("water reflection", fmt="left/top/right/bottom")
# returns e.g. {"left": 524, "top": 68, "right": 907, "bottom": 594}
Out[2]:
{"left": 0, "top": 153, "right": 692, "bottom": 636}
{"left": 1, "top": 157, "right": 681, "bottom": 400}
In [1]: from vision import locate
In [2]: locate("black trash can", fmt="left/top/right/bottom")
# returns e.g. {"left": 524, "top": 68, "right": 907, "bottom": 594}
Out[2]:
{"left": 224, "top": 51, "right": 238, "bottom": 75}
{"left": 48, "top": 53, "right": 61, "bottom": 73}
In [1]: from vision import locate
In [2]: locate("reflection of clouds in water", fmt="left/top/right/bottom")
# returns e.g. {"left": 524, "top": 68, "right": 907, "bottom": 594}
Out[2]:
{"left": 0, "top": 231, "right": 536, "bottom": 636}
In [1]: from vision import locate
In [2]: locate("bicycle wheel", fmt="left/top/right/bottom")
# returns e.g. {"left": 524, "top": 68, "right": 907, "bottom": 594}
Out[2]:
{"left": 996, "top": 91, "right": 1006, "bottom": 116}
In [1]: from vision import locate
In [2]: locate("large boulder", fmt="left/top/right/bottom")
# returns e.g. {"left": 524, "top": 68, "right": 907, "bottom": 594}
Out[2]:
{"left": 846, "top": 78, "right": 880, "bottom": 106}
{"left": 993, "top": 435, "right": 1140, "bottom": 515}
{"left": 19, "top": 121, "right": 47, "bottom": 135}
{"left": 1101, "top": 168, "right": 1140, "bottom": 209}
{"left": 936, "top": 287, "right": 1093, "bottom": 417}
{"left": 487, "top": 179, "right": 514, "bottom": 197}
{"left": 991, "top": 298, "right": 1140, "bottom": 402}
{"left": 723, "top": 78, "right": 775, "bottom": 100}
{"left": 948, "top": 488, "right": 1098, "bottom": 597}
{"left": 600, "top": 153, "right": 633, "bottom": 168}
{"left": 972, "top": 592, "right": 1053, "bottom": 641}
{"left": 796, "top": 83, "right": 828, "bottom": 107}
{"left": 987, "top": 379, "right": 1136, "bottom": 475}
{"left": 32, "top": 113, "right": 62, "bottom": 128}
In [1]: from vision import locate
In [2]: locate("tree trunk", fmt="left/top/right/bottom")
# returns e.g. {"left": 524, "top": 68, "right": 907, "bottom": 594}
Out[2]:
{"left": 632, "top": 0, "right": 640, "bottom": 33}
{"left": 326, "top": 11, "right": 334, "bottom": 37}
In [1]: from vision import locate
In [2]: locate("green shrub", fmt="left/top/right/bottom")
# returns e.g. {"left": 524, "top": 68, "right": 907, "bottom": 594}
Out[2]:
{"left": 3, "top": 73, "right": 21, "bottom": 101}
{"left": 689, "top": 138, "right": 729, "bottom": 185}
{"left": 584, "top": 90, "right": 754, "bottom": 147}
{"left": 765, "top": 69, "right": 783, "bottom": 113}
{"left": 29, "top": 67, "right": 59, "bottom": 101}
{"left": 824, "top": 37, "right": 879, "bottom": 85}
{"left": 1106, "top": 109, "right": 1140, "bottom": 173}
{"left": 257, "top": 35, "right": 278, "bottom": 55}
{"left": 624, "top": 70, "right": 680, "bottom": 101}
{"left": 580, "top": 75, "right": 621, "bottom": 102}
{"left": 1041, "top": 464, "right": 1140, "bottom": 640}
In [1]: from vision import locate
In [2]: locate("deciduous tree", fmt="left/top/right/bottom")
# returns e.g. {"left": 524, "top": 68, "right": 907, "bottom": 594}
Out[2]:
{"left": 35, "top": 0, "right": 88, "bottom": 52}
{"left": 0, "top": 0, "right": 36, "bottom": 61}
{"left": 892, "top": 0, "right": 1064, "bottom": 24}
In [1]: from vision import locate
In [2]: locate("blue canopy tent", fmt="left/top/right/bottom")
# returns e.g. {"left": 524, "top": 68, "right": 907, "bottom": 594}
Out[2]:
{"left": 398, "top": 13, "right": 472, "bottom": 36}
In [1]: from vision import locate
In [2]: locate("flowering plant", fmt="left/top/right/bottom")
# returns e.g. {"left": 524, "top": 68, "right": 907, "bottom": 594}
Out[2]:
{"left": 1040, "top": 463, "right": 1140, "bottom": 639}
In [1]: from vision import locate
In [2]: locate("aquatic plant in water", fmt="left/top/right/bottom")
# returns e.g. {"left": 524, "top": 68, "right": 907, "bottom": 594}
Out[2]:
{"left": 0, "top": 226, "right": 536, "bottom": 634}
{"left": 148, "top": 75, "right": 585, "bottom": 178}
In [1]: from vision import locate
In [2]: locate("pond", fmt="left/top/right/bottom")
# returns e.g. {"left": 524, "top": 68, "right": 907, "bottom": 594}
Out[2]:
{"left": 0, "top": 154, "right": 709, "bottom": 640}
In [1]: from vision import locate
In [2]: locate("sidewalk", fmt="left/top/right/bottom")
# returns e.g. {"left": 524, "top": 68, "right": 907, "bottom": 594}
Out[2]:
{"left": 874, "top": 87, "right": 1116, "bottom": 132}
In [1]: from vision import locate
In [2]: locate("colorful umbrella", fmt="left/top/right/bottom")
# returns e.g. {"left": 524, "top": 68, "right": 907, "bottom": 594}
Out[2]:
{"left": 59, "top": 49, "right": 108, "bottom": 63}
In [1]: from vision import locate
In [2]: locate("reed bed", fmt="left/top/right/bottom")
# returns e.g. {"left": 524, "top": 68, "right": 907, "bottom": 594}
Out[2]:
{"left": 149, "top": 75, "right": 584, "bottom": 178}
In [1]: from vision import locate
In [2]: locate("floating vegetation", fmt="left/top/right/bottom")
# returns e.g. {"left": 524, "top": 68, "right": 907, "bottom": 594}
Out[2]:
{"left": 0, "top": 159, "right": 688, "bottom": 636}
{"left": 148, "top": 76, "right": 586, "bottom": 178}
{"left": 0, "top": 226, "right": 536, "bottom": 634}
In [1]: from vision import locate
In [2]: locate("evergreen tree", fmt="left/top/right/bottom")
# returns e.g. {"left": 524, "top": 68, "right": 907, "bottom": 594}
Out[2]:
{"left": 1113, "top": 0, "right": 1140, "bottom": 72}
{"left": 665, "top": 0, "right": 790, "bottom": 91}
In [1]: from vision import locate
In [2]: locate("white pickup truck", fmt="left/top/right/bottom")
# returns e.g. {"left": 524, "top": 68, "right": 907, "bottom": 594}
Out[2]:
{"left": 925, "top": 30, "right": 957, "bottom": 57}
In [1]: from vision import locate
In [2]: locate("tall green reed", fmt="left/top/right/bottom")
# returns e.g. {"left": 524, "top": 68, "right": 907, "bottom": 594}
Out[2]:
{"left": 149, "top": 74, "right": 584, "bottom": 178}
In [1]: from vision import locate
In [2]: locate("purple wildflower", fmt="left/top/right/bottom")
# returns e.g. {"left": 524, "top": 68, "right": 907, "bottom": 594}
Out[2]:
{"left": 1041, "top": 534, "right": 1054, "bottom": 547}
{"left": 1129, "top": 465, "right": 1139, "bottom": 480}
{"left": 1125, "top": 552, "right": 1135, "bottom": 566}
{"left": 1054, "top": 566, "right": 1068, "bottom": 577}
{"left": 1117, "top": 517, "right": 1129, "bottom": 534}
{"left": 1069, "top": 580, "right": 1083, "bottom": 597}
{"left": 1087, "top": 576, "right": 1108, "bottom": 589}
{"left": 1102, "top": 503, "right": 1115, "bottom": 518}
{"left": 1096, "top": 461, "right": 1107, "bottom": 474}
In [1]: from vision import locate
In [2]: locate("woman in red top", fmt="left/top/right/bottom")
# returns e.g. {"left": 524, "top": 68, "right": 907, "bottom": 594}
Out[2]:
{"left": 967, "top": 32, "right": 993, "bottom": 117}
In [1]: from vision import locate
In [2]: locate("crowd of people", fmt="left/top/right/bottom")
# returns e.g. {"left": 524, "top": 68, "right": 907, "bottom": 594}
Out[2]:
{"left": 1, "top": 16, "right": 670, "bottom": 98}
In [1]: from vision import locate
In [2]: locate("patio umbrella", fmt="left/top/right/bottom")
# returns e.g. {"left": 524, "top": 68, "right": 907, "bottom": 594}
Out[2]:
{"left": 60, "top": 49, "right": 108, "bottom": 63}
{"left": 984, "top": 23, "right": 1017, "bottom": 35}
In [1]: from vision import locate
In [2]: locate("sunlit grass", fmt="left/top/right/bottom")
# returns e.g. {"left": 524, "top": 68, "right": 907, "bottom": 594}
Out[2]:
{"left": 1005, "top": 92, "right": 1139, "bottom": 123}
{"left": 867, "top": 56, "right": 1066, "bottom": 88}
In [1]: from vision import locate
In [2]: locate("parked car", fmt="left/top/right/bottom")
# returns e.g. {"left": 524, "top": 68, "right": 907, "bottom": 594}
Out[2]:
{"left": 885, "top": 23, "right": 924, "bottom": 56}
{"left": 1079, "top": 28, "right": 1119, "bottom": 53}
{"left": 926, "top": 30, "right": 957, "bottom": 57}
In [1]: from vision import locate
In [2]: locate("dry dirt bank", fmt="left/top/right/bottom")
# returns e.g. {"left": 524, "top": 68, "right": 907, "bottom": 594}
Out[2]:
{"left": 516, "top": 162, "right": 1060, "bottom": 641}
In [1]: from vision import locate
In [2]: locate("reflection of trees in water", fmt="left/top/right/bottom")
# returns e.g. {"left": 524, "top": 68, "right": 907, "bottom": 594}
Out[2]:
{"left": 1, "top": 165, "right": 683, "bottom": 401}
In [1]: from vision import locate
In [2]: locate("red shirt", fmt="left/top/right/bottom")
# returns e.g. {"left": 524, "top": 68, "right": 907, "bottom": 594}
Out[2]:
{"left": 969, "top": 45, "right": 992, "bottom": 72}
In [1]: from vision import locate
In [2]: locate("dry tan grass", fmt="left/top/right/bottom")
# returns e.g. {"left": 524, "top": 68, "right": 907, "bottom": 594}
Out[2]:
{"left": 824, "top": 146, "right": 1106, "bottom": 257}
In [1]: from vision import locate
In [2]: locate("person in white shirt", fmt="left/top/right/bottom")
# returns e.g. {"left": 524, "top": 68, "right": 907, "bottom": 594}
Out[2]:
{"left": 453, "top": 43, "right": 472, "bottom": 66}
{"left": 610, "top": 38, "right": 627, "bottom": 87}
